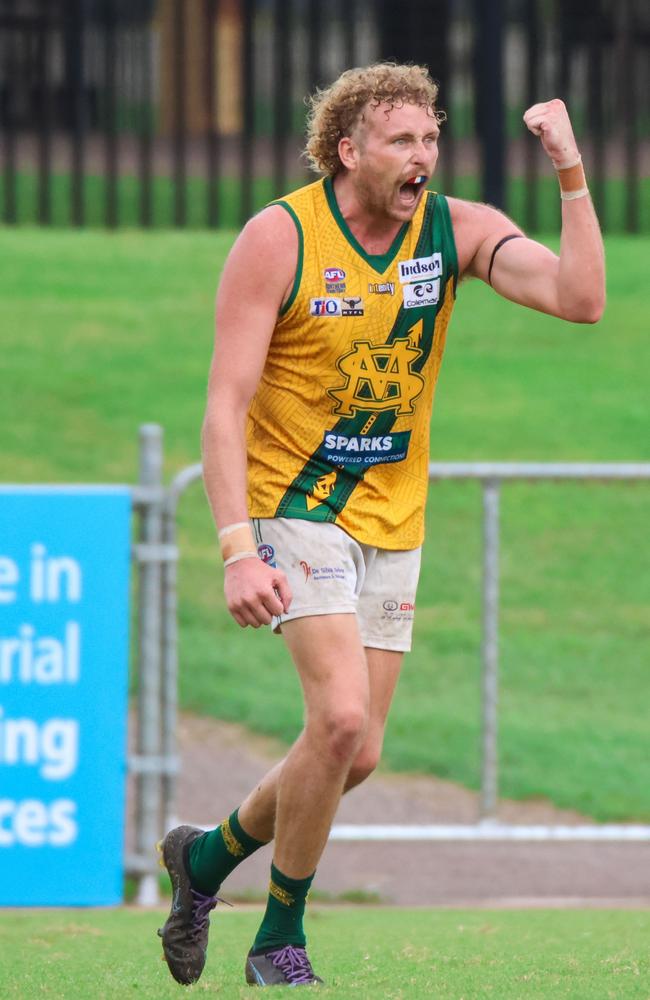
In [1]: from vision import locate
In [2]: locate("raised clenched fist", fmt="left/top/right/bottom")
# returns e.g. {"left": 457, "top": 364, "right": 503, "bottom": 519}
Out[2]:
{"left": 523, "top": 99, "right": 580, "bottom": 170}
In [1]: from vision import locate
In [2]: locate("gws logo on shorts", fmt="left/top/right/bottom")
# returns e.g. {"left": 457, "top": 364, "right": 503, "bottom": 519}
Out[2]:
{"left": 398, "top": 253, "right": 442, "bottom": 284}
{"left": 382, "top": 599, "right": 415, "bottom": 618}
{"left": 328, "top": 338, "right": 424, "bottom": 416}
{"left": 257, "top": 543, "right": 276, "bottom": 567}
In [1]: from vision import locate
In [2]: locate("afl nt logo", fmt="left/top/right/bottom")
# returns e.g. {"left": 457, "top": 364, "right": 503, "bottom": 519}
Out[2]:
{"left": 324, "top": 267, "right": 346, "bottom": 282}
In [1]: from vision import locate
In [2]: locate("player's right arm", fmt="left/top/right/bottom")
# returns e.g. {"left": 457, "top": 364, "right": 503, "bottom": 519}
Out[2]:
{"left": 202, "top": 204, "right": 297, "bottom": 628}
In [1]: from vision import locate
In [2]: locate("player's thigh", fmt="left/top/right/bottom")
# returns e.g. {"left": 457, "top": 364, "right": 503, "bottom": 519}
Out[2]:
{"left": 365, "top": 647, "right": 404, "bottom": 734}
{"left": 281, "top": 612, "right": 370, "bottom": 726}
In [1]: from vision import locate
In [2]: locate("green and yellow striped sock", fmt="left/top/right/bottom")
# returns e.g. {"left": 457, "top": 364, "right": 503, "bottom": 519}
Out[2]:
{"left": 252, "top": 862, "right": 315, "bottom": 952}
{"left": 188, "top": 808, "right": 266, "bottom": 896}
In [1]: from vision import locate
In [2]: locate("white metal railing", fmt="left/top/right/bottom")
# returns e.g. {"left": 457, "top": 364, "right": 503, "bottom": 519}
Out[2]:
{"left": 128, "top": 426, "right": 650, "bottom": 903}
{"left": 426, "top": 461, "right": 650, "bottom": 819}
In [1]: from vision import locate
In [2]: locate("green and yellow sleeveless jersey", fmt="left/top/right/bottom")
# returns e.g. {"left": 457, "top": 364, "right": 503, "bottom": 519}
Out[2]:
{"left": 246, "top": 176, "right": 458, "bottom": 550}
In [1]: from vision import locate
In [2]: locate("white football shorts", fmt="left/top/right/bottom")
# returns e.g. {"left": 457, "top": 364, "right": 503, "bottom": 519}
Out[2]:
{"left": 251, "top": 517, "right": 421, "bottom": 652}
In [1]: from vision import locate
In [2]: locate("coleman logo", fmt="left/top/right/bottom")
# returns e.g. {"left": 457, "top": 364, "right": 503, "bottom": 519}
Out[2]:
{"left": 328, "top": 338, "right": 424, "bottom": 416}
{"left": 398, "top": 253, "right": 442, "bottom": 284}
{"left": 403, "top": 278, "right": 440, "bottom": 309}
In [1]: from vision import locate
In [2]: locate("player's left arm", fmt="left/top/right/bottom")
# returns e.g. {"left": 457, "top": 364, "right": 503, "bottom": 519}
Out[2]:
{"left": 453, "top": 99, "right": 605, "bottom": 324}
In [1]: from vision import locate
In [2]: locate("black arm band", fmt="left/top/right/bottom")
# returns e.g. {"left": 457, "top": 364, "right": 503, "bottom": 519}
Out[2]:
{"left": 487, "top": 234, "right": 524, "bottom": 287}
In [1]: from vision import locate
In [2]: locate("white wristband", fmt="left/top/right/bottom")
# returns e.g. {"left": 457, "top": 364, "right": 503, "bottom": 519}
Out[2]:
{"left": 552, "top": 153, "right": 582, "bottom": 170}
{"left": 561, "top": 187, "right": 590, "bottom": 201}
{"left": 219, "top": 521, "right": 255, "bottom": 562}
{"left": 218, "top": 521, "right": 250, "bottom": 539}
{"left": 223, "top": 551, "right": 259, "bottom": 569}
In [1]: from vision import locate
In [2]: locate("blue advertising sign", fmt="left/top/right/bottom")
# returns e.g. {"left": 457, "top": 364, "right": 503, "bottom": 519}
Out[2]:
{"left": 0, "top": 487, "right": 131, "bottom": 905}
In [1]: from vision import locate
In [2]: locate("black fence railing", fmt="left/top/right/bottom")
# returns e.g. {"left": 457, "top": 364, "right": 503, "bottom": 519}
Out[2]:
{"left": 0, "top": 0, "right": 648, "bottom": 231}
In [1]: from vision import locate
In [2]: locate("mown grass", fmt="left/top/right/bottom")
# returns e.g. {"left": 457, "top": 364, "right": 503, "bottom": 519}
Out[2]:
{"left": 1, "top": 907, "right": 649, "bottom": 999}
{"left": 1, "top": 228, "right": 648, "bottom": 821}
{"left": 2, "top": 172, "right": 649, "bottom": 232}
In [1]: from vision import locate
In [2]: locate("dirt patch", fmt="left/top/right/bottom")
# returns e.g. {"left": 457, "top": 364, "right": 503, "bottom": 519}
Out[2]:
{"left": 127, "top": 713, "right": 650, "bottom": 906}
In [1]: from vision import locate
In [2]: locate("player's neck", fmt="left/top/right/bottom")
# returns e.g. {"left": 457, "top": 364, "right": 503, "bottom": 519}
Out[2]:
{"left": 331, "top": 173, "right": 403, "bottom": 255}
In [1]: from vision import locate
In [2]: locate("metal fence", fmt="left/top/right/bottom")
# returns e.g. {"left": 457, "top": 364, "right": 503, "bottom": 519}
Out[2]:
{"left": 128, "top": 424, "right": 650, "bottom": 905}
{"left": 1, "top": 0, "right": 648, "bottom": 231}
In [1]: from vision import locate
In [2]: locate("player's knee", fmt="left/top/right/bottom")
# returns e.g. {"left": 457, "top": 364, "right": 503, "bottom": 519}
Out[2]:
{"left": 346, "top": 745, "right": 381, "bottom": 790}
{"left": 317, "top": 705, "right": 368, "bottom": 767}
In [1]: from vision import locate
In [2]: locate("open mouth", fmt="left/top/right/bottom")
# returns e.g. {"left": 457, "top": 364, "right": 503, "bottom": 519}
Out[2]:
{"left": 398, "top": 175, "right": 428, "bottom": 204}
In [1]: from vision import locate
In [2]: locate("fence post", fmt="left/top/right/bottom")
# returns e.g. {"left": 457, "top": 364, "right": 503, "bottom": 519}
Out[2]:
{"left": 480, "top": 479, "right": 500, "bottom": 820}
{"left": 161, "top": 491, "right": 179, "bottom": 834}
{"left": 474, "top": 0, "right": 505, "bottom": 209}
{"left": 159, "top": 461, "right": 204, "bottom": 834}
{"left": 135, "top": 424, "right": 164, "bottom": 905}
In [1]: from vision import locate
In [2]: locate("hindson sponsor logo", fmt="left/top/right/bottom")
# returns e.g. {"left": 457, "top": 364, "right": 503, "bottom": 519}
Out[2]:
{"left": 398, "top": 252, "right": 442, "bottom": 284}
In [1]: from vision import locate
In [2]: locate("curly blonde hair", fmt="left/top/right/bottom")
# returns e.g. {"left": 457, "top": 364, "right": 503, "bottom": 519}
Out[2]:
{"left": 305, "top": 62, "right": 445, "bottom": 176}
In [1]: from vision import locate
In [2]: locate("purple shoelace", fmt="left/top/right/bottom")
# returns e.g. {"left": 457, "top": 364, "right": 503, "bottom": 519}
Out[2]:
{"left": 269, "top": 944, "right": 317, "bottom": 984}
{"left": 189, "top": 889, "right": 228, "bottom": 940}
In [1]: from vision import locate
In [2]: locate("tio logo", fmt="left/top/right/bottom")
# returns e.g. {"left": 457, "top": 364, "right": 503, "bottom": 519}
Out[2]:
{"left": 310, "top": 298, "right": 341, "bottom": 316}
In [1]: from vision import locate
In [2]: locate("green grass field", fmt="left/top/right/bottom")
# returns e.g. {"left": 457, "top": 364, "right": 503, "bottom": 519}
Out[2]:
{"left": 1, "top": 228, "right": 649, "bottom": 821}
{"left": 3, "top": 172, "right": 650, "bottom": 231}
{"left": 2, "top": 907, "right": 649, "bottom": 998}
